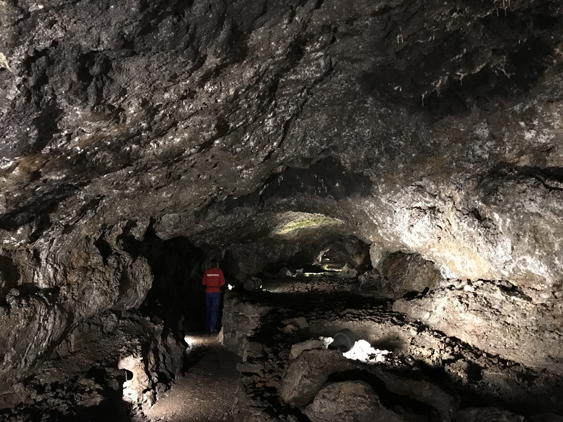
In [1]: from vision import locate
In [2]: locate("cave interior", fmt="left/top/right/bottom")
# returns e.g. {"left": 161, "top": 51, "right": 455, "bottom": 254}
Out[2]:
{"left": 1, "top": 0, "right": 563, "bottom": 421}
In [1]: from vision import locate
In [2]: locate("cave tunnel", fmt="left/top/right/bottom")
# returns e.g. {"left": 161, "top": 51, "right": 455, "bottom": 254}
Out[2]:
{"left": 2, "top": 0, "right": 563, "bottom": 421}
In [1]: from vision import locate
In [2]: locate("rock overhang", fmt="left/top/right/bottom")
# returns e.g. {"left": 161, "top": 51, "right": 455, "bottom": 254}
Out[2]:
{"left": 1, "top": 0, "right": 562, "bottom": 241}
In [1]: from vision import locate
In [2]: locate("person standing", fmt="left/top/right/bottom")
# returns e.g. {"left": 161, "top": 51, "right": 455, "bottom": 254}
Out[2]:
{"left": 202, "top": 261, "right": 226, "bottom": 333}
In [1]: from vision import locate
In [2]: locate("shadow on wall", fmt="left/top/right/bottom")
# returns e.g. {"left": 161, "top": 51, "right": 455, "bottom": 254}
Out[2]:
{"left": 327, "top": 369, "right": 436, "bottom": 418}
{"left": 0, "top": 255, "right": 20, "bottom": 304}
{"left": 60, "top": 379, "right": 133, "bottom": 422}
{"left": 126, "top": 230, "right": 207, "bottom": 334}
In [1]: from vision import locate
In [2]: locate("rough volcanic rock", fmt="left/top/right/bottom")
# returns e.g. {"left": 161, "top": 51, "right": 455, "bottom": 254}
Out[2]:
{"left": 0, "top": 290, "right": 69, "bottom": 393}
{"left": 373, "top": 369, "right": 458, "bottom": 421}
{"left": 229, "top": 290, "right": 563, "bottom": 417}
{"left": 290, "top": 339, "right": 325, "bottom": 360}
{"left": 369, "top": 252, "right": 443, "bottom": 299}
{"left": 0, "top": 310, "right": 186, "bottom": 420}
{"left": 218, "top": 221, "right": 370, "bottom": 282}
{"left": 262, "top": 274, "right": 368, "bottom": 295}
{"left": 222, "top": 292, "right": 272, "bottom": 359}
{"left": 0, "top": 0, "right": 562, "bottom": 288}
{"left": 393, "top": 279, "right": 563, "bottom": 374}
{"left": 0, "top": 225, "right": 154, "bottom": 388}
{"left": 303, "top": 381, "right": 405, "bottom": 422}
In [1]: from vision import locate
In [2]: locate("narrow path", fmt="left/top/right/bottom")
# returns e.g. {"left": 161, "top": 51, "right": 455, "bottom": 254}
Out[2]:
{"left": 143, "top": 335, "right": 240, "bottom": 422}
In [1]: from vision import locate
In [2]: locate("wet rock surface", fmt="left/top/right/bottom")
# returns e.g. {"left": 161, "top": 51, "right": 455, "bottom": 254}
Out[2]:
{"left": 1, "top": 0, "right": 563, "bottom": 286}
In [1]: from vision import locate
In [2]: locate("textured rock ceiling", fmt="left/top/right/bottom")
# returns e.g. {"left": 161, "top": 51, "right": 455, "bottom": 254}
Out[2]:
{"left": 1, "top": 0, "right": 563, "bottom": 396}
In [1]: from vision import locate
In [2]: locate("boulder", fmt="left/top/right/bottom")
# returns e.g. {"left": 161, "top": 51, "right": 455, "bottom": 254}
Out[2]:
{"left": 379, "top": 252, "right": 443, "bottom": 299}
{"left": 455, "top": 407, "right": 525, "bottom": 422}
{"left": 111, "top": 256, "right": 153, "bottom": 311}
{"left": 282, "top": 317, "right": 309, "bottom": 332}
{"left": 279, "top": 349, "right": 352, "bottom": 407}
{"left": 304, "top": 381, "right": 405, "bottom": 422}
{"left": 243, "top": 279, "right": 256, "bottom": 291}
{"left": 290, "top": 339, "right": 325, "bottom": 360}
{"left": 374, "top": 369, "right": 458, "bottom": 421}
{"left": 337, "top": 264, "right": 358, "bottom": 278}
{"left": 221, "top": 293, "right": 271, "bottom": 358}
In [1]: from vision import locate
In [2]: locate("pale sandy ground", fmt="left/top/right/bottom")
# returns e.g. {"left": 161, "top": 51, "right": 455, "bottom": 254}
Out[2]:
{"left": 143, "top": 334, "right": 240, "bottom": 422}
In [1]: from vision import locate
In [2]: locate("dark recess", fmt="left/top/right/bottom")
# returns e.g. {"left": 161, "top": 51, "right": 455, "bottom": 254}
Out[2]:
{"left": 127, "top": 230, "right": 208, "bottom": 334}
{"left": 0, "top": 255, "right": 21, "bottom": 302}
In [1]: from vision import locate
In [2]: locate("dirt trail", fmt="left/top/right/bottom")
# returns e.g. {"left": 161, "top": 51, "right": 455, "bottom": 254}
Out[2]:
{"left": 143, "top": 335, "right": 240, "bottom": 422}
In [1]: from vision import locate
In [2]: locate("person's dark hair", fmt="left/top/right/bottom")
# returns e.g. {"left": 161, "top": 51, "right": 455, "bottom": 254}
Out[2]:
{"left": 210, "top": 260, "right": 220, "bottom": 268}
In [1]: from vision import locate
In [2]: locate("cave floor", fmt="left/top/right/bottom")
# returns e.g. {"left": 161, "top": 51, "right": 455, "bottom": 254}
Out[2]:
{"left": 218, "top": 286, "right": 563, "bottom": 420}
{"left": 142, "top": 336, "right": 240, "bottom": 422}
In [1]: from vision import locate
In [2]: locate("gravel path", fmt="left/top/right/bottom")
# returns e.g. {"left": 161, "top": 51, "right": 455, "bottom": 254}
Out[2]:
{"left": 143, "top": 335, "right": 240, "bottom": 422}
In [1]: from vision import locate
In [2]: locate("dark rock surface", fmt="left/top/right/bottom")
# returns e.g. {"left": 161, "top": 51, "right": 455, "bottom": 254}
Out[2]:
{"left": 222, "top": 292, "right": 271, "bottom": 358}
{"left": 530, "top": 415, "right": 563, "bottom": 422}
{"left": 0, "top": 230, "right": 154, "bottom": 388}
{"left": 279, "top": 348, "right": 351, "bottom": 407}
{"left": 363, "top": 252, "right": 444, "bottom": 299}
{"left": 373, "top": 369, "right": 458, "bottom": 421}
{"left": 0, "top": 0, "right": 561, "bottom": 285}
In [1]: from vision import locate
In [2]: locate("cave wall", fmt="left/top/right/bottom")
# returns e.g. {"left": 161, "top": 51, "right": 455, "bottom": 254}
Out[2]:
{"left": 394, "top": 279, "right": 563, "bottom": 375}
{"left": 0, "top": 0, "right": 563, "bottom": 394}
{"left": 0, "top": 221, "right": 153, "bottom": 390}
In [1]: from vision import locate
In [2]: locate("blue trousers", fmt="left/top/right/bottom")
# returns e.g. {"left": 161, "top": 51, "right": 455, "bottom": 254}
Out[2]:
{"left": 205, "top": 292, "right": 221, "bottom": 331}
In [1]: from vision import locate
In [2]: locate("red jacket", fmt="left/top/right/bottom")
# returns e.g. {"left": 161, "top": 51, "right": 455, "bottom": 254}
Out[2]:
{"left": 202, "top": 268, "right": 226, "bottom": 293}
